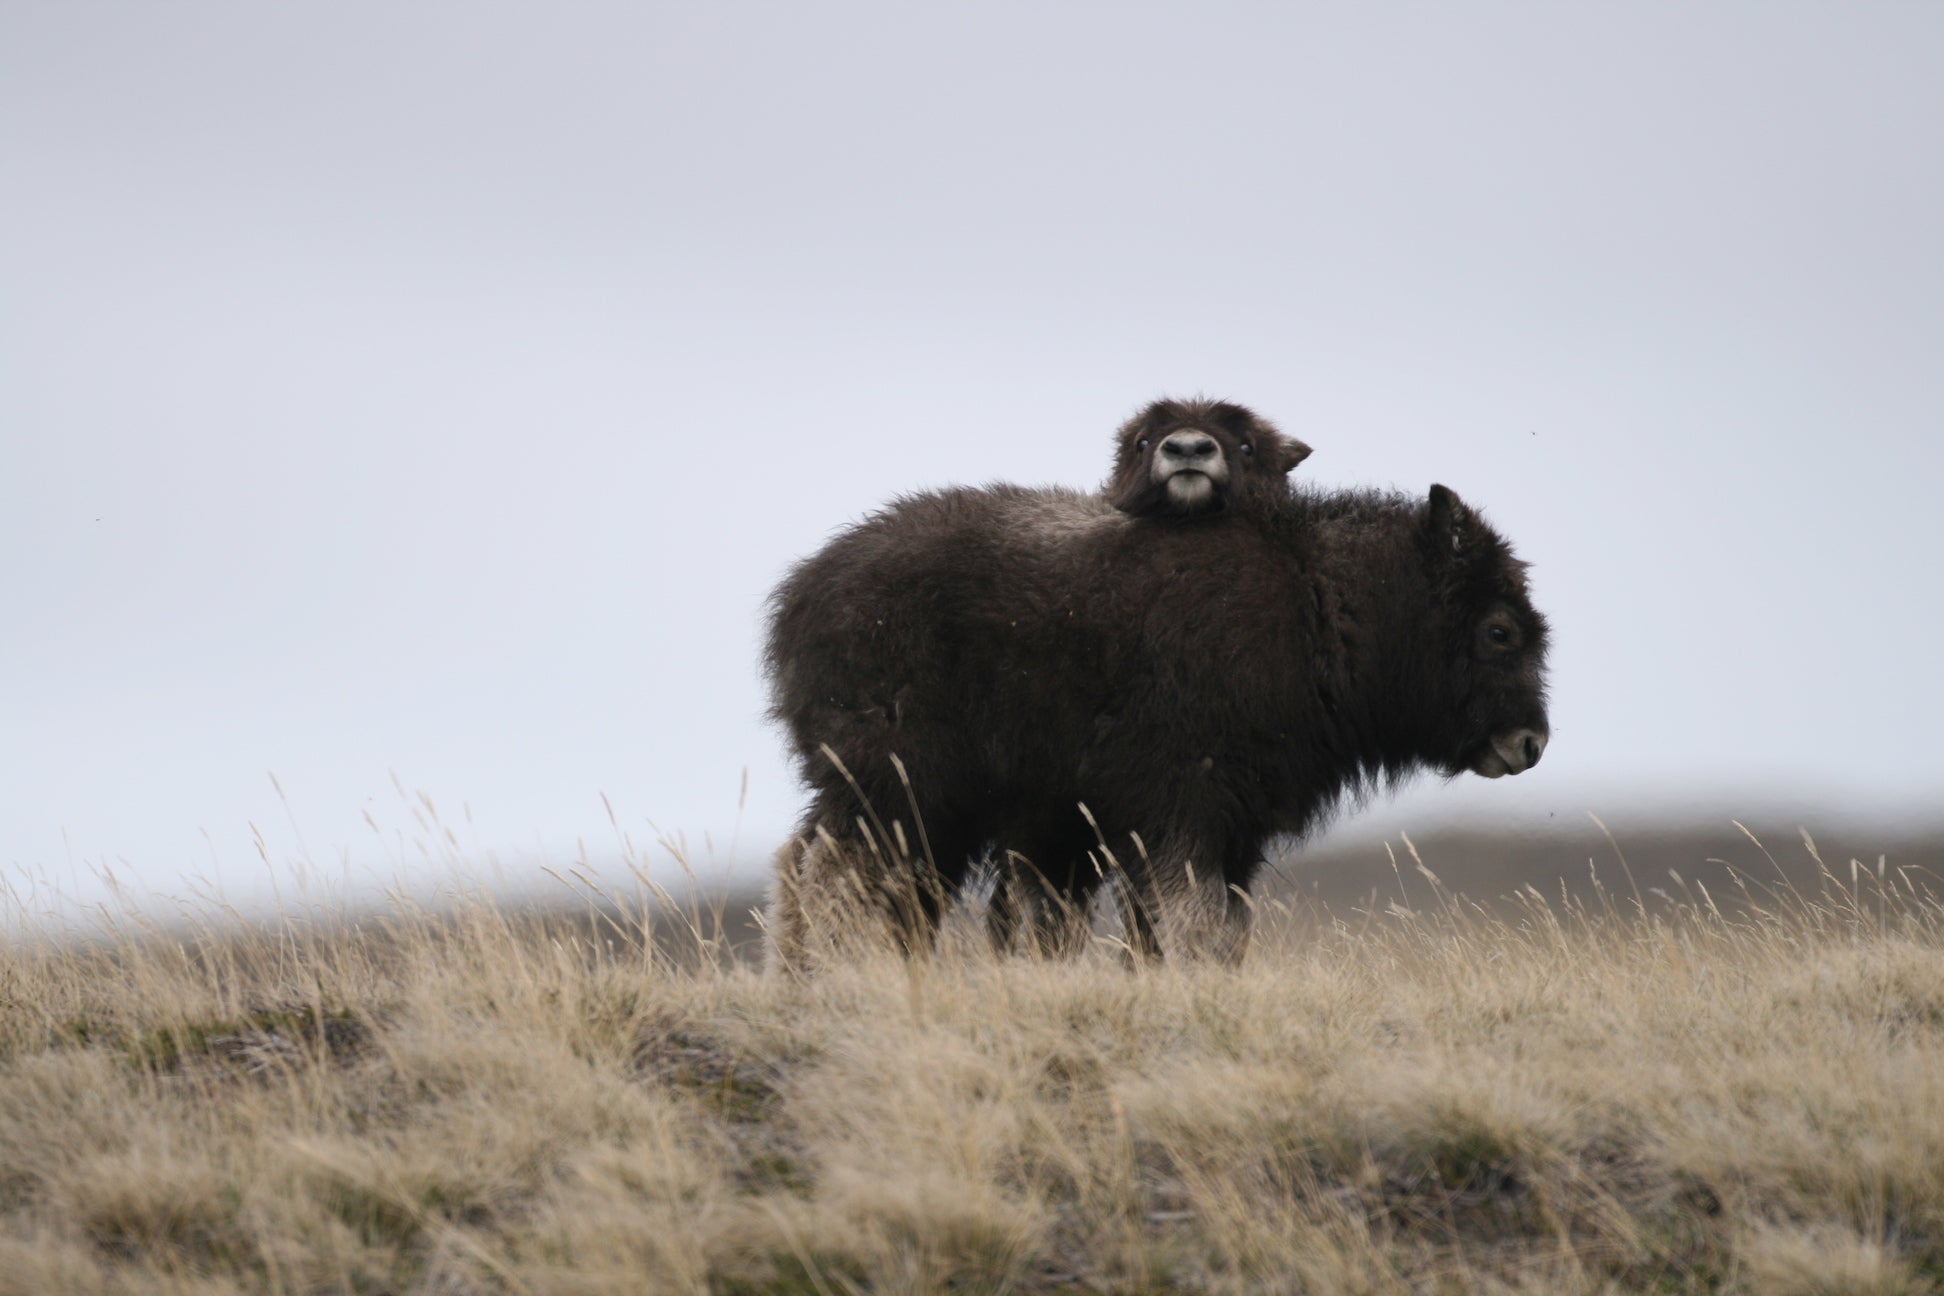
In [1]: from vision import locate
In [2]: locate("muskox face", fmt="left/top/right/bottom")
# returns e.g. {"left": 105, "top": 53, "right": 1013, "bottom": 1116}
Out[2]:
{"left": 1106, "top": 398, "right": 1313, "bottom": 518}
{"left": 1420, "top": 485, "right": 1552, "bottom": 780}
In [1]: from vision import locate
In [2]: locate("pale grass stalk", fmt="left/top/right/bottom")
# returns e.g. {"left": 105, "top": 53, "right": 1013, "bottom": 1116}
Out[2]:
{"left": 3, "top": 836, "right": 1943, "bottom": 1293}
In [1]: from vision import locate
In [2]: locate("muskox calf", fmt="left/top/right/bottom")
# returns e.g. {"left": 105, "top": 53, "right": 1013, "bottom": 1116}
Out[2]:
{"left": 1106, "top": 397, "right": 1312, "bottom": 518}
{"left": 764, "top": 481, "right": 1550, "bottom": 968}
{"left": 981, "top": 396, "right": 1312, "bottom": 949}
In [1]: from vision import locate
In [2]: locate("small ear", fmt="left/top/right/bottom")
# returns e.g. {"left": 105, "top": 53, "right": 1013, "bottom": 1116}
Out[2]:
{"left": 1279, "top": 438, "right": 1313, "bottom": 475}
{"left": 1425, "top": 484, "right": 1474, "bottom": 555}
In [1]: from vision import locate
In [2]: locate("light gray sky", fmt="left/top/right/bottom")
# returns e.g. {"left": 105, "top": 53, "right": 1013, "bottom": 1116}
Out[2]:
{"left": 4, "top": 2, "right": 1941, "bottom": 916}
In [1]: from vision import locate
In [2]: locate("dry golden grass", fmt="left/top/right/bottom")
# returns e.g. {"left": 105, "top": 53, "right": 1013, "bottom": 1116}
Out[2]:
{"left": 3, "top": 843, "right": 1942, "bottom": 1295}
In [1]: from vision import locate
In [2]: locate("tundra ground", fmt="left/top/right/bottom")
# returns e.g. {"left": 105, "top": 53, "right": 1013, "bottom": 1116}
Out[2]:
{"left": 2, "top": 839, "right": 1941, "bottom": 1295}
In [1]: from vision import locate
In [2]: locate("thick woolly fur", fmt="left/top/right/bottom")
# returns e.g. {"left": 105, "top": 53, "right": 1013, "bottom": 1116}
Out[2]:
{"left": 1105, "top": 397, "right": 1312, "bottom": 518}
{"left": 764, "top": 481, "right": 1551, "bottom": 970}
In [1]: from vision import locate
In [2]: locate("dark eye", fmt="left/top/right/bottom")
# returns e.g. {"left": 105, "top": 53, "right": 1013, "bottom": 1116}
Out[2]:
{"left": 1239, "top": 442, "right": 1254, "bottom": 456}
{"left": 1136, "top": 438, "right": 1151, "bottom": 451}
{"left": 1487, "top": 624, "right": 1511, "bottom": 645}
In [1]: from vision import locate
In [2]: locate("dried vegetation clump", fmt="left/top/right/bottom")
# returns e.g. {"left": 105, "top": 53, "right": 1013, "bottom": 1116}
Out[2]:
{"left": 2, "top": 838, "right": 1942, "bottom": 1294}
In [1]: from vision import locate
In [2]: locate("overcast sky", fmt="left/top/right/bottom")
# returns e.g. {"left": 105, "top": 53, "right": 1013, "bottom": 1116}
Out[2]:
{"left": 4, "top": 2, "right": 1941, "bottom": 918}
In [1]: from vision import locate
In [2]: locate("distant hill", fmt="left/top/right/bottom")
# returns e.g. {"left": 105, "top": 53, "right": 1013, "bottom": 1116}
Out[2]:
{"left": 1264, "top": 817, "right": 1944, "bottom": 916}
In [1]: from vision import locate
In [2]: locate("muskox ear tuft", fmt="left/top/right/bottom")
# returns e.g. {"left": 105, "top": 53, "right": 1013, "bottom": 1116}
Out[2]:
{"left": 1425, "top": 484, "right": 1477, "bottom": 556}
{"left": 1279, "top": 438, "right": 1313, "bottom": 475}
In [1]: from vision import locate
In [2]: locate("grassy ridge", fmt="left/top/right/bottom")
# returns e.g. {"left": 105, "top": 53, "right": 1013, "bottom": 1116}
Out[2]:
{"left": 2, "top": 853, "right": 1942, "bottom": 1294}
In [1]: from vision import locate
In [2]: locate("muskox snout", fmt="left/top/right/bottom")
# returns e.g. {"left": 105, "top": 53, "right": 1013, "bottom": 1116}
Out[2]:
{"left": 1159, "top": 431, "right": 1218, "bottom": 463}
{"left": 1471, "top": 727, "right": 1549, "bottom": 779}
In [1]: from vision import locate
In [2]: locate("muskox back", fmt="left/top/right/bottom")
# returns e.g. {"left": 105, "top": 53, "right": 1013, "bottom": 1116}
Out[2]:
{"left": 768, "top": 486, "right": 1125, "bottom": 819}
{"left": 764, "top": 480, "right": 1550, "bottom": 968}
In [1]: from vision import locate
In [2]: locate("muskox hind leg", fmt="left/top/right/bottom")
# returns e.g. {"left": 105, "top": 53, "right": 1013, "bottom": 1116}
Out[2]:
{"left": 765, "top": 807, "right": 974, "bottom": 972}
{"left": 764, "top": 824, "right": 857, "bottom": 977}
{"left": 986, "top": 850, "right": 1095, "bottom": 959}
{"left": 767, "top": 826, "right": 921, "bottom": 973}
{"left": 876, "top": 814, "right": 979, "bottom": 956}
{"left": 984, "top": 856, "right": 1031, "bottom": 955}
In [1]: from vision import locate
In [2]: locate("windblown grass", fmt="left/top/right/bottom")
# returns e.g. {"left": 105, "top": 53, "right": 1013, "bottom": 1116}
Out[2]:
{"left": 2, "top": 836, "right": 1942, "bottom": 1294}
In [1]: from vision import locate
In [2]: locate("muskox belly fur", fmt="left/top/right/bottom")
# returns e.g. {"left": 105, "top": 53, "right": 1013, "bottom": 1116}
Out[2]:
{"left": 763, "top": 481, "right": 1551, "bottom": 968}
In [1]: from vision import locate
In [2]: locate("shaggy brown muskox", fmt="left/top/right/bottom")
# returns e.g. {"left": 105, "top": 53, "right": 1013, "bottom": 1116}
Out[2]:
{"left": 764, "top": 481, "right": 1550, "bottom": 968}
{"left": 1105, "top": 397, "right": 1312, "bottom": 517}
{"left": 978, "top": 397, "right": 1317, "bottom": 949}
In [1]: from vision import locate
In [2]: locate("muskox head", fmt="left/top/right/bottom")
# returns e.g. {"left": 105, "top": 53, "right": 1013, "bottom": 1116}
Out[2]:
{"left": 1107, "top": 398, "right": 1313, "bottom": 518}
{"left": 1420, "top": 485, "right": 1552, "bottom": 780}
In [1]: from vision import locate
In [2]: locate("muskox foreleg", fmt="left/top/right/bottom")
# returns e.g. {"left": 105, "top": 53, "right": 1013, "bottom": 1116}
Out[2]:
{"left": 1208, "top": 845, "right": 1273, "bottom": 965}
{"left": 1209, "top": 887, "right": 1256, "bottom": 965}
{"left": 1120, "top": 838, "right": 1262, "bottom": 965}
